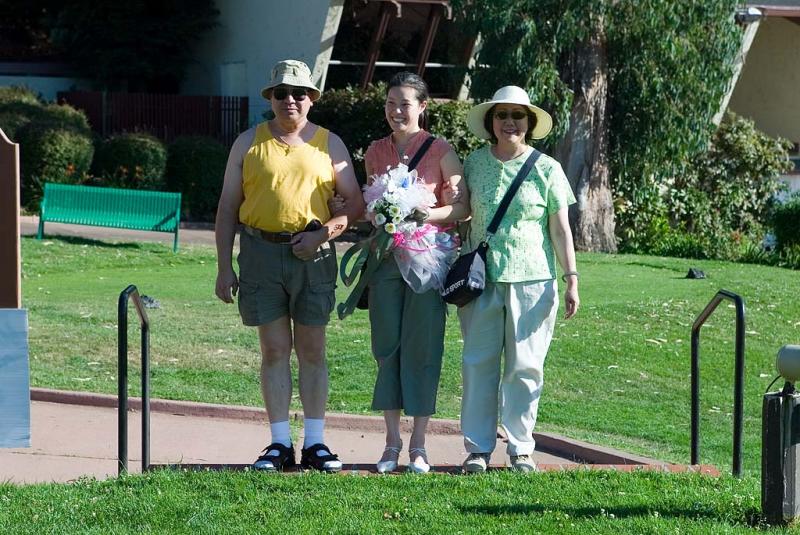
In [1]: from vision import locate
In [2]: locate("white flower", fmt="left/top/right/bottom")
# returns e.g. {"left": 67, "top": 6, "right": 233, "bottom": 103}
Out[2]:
{"left": 375, "top": 213, "right": 386, "bottom": 225}
{"left": 389, "top": 205, "right": 401, "bottom": 217}
{"left": 384, "top": 222, "right": 397, "bottom": 234}
{"left": 383, "top": 191, "right": 398, "bottom": 203}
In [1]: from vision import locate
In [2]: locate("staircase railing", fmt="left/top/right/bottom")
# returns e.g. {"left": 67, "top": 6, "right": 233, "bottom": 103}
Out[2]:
{"left": 691, "top": 289, "right": 745, "bottom": 477}
{"left": 117, "top": 285, "right": 150, "bottom": 475}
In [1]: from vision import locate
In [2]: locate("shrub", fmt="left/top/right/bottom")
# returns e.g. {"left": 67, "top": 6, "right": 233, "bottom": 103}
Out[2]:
{"left": 621, "top": 113, "right": 791, "bottom": 259}
{"left": 0, "top": 86, "right": 39, "bottom": 106}
{"left": 0, "top": 100, "right": 91, "bottom": 142}
{"left": 0, "top": 101, "right": 42, "bottom": 141}
{"left": 771, "top": 194, "right": 800, "bottom": 251}
{"left": 92, "top": 133, "right": 168, "bottom": 189}
{"left": 165, "top": 136, "right": 227, "bottom": 221}
{"left": 17, "top": 122, "right": 94, "bottom": 209}
{"left": 427, "top": 99, "right": 484, "bottom": 160}
{"left": 38, "top": 103, "right": 91, "bottom": 134}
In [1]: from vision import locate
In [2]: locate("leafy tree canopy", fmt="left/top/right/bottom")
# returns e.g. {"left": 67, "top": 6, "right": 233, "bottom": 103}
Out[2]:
{"left": 48, "top": 0, "right": 219, "bottom": 92}
{"left": 452, "top": 0, "right": 744, "bottom": 247}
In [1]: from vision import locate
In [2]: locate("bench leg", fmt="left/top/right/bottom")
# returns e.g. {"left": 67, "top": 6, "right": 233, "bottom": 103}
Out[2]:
{"left": 173, "top": 230, "right": 179, "bottom": 253}
{"left": 37, "top": 218, "right": 44, "bottom": 240}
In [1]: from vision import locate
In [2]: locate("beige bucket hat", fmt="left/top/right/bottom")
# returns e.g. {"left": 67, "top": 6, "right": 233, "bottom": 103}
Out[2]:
{"left": 261, "top": 59, "right": 321, "bottom": 101}
{"left": 466, "top": 85, "right": 553, "bottom": 140}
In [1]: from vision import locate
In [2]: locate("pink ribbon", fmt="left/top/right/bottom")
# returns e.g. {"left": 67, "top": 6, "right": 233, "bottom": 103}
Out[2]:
{"left": 392, "top": 224, "right": 459, "bottom": 252}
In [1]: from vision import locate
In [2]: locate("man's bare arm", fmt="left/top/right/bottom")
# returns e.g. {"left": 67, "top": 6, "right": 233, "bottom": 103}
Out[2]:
{"left": 214, "top": 128, "right": 253, "bottom": 303}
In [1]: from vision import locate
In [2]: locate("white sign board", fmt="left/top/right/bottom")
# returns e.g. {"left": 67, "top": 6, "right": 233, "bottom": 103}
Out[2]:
{"left": 0, "top": 309, "right": 30, "bottom": 447}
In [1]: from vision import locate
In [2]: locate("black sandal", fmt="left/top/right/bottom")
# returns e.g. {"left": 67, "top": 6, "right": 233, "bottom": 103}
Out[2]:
{"left": 253, "top": 442, "right": 295, "bottom": 472}
{"left": 300, "top": 443, "right": 342, "bottom": 473}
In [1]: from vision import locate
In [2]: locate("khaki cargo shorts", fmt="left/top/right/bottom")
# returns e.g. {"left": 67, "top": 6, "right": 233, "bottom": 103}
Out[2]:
{"left": 237, "top": 230, "right": 337, "bottom": 326}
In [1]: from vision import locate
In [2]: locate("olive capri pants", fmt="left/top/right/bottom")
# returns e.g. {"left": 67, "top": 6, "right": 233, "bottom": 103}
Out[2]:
{"left": 369, "top": 256, "right": 447, "bottom": 416}
{"left": 458, "top": 279, "right": 558, "bottom": 456}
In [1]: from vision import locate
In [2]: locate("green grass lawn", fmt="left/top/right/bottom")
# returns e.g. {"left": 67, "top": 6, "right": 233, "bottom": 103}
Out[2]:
{"left": 0, "top": 470, "right": 774, "bottom": 534}
{"left": 20, "top": 236, "right": 800, "bottom": 476}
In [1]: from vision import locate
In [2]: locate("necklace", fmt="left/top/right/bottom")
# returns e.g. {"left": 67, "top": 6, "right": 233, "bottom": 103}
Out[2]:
{"left": 492, "top": 144, "right": 528, "bottom": 162}
{"left": 393, "top": 130, "right": 422, "bottom": 161}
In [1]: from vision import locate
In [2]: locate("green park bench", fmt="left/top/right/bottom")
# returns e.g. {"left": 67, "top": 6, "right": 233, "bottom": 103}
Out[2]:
{"left": 37, "top": 183, "right": 182, "bottom": 252}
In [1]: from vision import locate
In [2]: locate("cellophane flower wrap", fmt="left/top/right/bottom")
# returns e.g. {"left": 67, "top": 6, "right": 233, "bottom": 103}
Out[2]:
{"left": 337, "top": 164, "right": 459, "bottom": 320}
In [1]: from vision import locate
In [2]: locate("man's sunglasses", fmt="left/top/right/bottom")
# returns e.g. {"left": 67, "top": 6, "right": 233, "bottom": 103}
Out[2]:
{"left": 493, "top": 110, "right": 528, "bottom": 121}
{"left": 272, "top": 87, "right": 308, "bottom": 101}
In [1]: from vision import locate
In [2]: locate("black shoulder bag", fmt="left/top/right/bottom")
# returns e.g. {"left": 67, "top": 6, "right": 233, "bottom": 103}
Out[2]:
{"left": 355, "top": 135, "right": 437, "bottom": 309}
{"left": 441, "top": 149, "right": 542, "bottom": 307}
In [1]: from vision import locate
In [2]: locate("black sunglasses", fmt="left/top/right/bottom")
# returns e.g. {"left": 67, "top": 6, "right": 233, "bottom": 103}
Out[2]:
{"left": 494, "top": 110, "right": 527, "bottom": 121}
{"left": 272, "top": 86, "right": 309, "bottom": 101}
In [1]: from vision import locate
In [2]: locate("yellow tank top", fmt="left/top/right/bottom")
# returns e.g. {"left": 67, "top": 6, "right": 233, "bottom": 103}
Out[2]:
{"left": 239, "top": 122, "right": 334, "bottom": 232}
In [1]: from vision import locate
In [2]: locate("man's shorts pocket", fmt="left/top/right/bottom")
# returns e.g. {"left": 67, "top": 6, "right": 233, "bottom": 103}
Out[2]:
{"left": 306, "top": 245, "right": 337, "bottom": 289}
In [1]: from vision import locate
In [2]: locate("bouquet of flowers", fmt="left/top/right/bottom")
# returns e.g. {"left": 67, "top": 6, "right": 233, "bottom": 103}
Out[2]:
{"left": 337, "top": 164, "right": 459, "bottom": 320}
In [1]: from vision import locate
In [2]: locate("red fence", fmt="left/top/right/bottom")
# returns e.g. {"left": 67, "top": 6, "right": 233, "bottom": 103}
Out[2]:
{"left": 57, "top": 91, "right": 249, "bottom": 147}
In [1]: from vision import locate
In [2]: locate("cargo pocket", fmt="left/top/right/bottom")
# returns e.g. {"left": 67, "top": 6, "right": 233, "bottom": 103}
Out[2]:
{"left": 306, "top": 244, "right": 337, "bottom": 289}
{"left": 306, "top": 245, "right": 337, "bottom": 316}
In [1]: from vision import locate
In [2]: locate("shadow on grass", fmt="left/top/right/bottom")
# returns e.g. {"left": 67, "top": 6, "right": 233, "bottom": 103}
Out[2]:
{"left": 461, "top": 503, "right": 764, "bottom": 526}
{"left": 35, "top": 235, "right": 145, "bottom": 249}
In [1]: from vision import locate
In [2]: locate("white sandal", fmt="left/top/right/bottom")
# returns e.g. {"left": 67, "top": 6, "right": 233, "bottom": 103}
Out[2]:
{"left": 376, "top": 445, "right": 402, "bottom": 474}
{"left": 408, "top": 447, "right": 430, "bottom": 474}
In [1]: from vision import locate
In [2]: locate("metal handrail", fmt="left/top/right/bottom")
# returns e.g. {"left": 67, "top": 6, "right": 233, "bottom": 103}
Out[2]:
{"left": 118, "top": 285, "right": 150, "bottom": 475}
{"left": 691, "top": 289, "right": 746, "bottom": 477}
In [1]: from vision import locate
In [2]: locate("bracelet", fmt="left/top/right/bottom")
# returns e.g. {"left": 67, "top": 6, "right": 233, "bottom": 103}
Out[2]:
{"left": 561, "top": 271, "right": 579, "bottom": 282}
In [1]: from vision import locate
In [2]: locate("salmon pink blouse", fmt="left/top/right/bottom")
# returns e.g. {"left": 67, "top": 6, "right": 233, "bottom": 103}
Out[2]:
{"left": 364, "top": 130, "right": 453, "bottom": 206}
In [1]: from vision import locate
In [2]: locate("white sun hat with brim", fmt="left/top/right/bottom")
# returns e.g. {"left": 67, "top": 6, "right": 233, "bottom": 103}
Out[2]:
{"left": 466, "top": 85, "right": 553, "bottom": 140}
{"left": 261, "top": 59, "right": 321, "bottom": 101}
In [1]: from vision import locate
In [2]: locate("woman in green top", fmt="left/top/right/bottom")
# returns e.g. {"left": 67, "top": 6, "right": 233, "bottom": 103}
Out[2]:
{"left": 458, "top": 86, "right": 580, "bottom": 473}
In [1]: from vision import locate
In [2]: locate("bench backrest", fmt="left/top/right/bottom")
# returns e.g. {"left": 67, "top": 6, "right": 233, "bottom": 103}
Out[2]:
{"left": 41, "top": 183, "right": 181, "bottom": 232}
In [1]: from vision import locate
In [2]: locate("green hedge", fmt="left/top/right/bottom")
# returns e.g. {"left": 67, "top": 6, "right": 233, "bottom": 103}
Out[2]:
{"left": 92, "top": 133, "right": 168, "bottom": 190}
{"left": 622, "top": 113, "right": 792, "bottom": 260}
{"left": 427, "top": 99, "right": 484, "bottom": 160}
{"left": 17, "top": 122, "right": 94, "bottom": 209}
{"left": 0, "top": 97, "right": 91, "bottom": 141}
{"left": 772, "top": 194, "right": 800, "bottom": 251}
{"left": 166, "top": 135, "right": 227, "bottom": 221}
{"left": 0, "top": 86, "right": 39, "bottom": 106}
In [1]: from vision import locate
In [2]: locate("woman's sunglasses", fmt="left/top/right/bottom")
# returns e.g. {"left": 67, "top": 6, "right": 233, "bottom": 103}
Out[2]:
{"left": 272, "top": 87, "right": 308, "bottom": 101}
{"left": 493, "top": 110, "right": 527, "bottom": 121}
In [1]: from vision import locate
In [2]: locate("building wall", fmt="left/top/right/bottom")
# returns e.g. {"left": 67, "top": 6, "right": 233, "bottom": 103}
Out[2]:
{"left": 728, "top": 16, "right": 800, "bottom": 145}
{"left": 181, "top": 0, "right": 340, "bottom": 125}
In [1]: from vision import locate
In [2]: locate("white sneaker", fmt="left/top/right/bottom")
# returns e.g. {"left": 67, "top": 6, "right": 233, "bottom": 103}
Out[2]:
{"left": 510, "top": 454, "right": 536, "bottom": 473}
{"left": 463, "top": 452, "right": 491, "bottom": 473}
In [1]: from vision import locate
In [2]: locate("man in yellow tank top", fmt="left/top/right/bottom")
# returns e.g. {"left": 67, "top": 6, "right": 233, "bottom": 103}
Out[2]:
{"left": 215, "top": 60, "right": 364, "bottom": 472}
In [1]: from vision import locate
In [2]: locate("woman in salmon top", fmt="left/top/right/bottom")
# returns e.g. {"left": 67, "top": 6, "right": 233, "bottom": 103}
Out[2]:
{"left": 362, "top": 72, "right": 469, "bottom": 473}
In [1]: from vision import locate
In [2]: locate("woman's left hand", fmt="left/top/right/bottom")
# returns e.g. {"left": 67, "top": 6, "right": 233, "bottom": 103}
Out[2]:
{"left": 564, "top": 285, "right": 579, "bottom": 319}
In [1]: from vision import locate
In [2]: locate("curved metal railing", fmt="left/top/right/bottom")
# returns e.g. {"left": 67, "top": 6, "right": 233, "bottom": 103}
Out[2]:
{"left": 118, "top": 285, "right": 150, "bottom": 475}
{"left": 691, "top": 289, "right": 745, "bottom": 477}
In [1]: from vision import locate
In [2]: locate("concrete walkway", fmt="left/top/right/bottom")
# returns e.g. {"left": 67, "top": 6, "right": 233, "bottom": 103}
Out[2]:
{"left": 20, "top": 215, "right": 221, "bottom": 249}
{"left": 8, "top": 217, "right": 717, "bottom": 483}
{"left": 1, "top": 387, "right": 691, "bottom": 485}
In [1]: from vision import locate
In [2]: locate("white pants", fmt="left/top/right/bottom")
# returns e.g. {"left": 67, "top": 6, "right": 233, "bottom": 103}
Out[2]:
{"left": 458, "top": 280, "right": 558, "bottom": 456}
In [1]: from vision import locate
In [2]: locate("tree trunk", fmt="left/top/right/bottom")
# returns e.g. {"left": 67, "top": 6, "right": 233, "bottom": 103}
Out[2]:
{"left": 554, "top": 19, "right": 617, "bottom": 253}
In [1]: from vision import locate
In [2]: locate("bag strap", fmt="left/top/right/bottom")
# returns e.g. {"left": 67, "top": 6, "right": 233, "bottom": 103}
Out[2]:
{"left": 486, "top": 149, "right": 542, "bottom": 239}
{"left": 406, "top": 135, "right": 435, "bottom": 171}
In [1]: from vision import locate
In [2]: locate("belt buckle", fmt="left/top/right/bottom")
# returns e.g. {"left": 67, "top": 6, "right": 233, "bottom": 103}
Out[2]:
{"left": 276, "top": 231, "right": 293, "bottom": 243}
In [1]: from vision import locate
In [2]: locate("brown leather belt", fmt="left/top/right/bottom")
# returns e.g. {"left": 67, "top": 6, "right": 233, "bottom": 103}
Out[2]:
{"left": 242, "top": 225, "right": 295, "bottom": 244}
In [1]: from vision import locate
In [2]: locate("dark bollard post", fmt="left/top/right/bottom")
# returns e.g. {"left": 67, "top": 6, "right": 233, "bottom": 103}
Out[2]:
{"left": 763, "top": 345, "right": 800, "bottom": 524}
{"left": 762, "top": 386, "right": 800, "bottom": 524}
